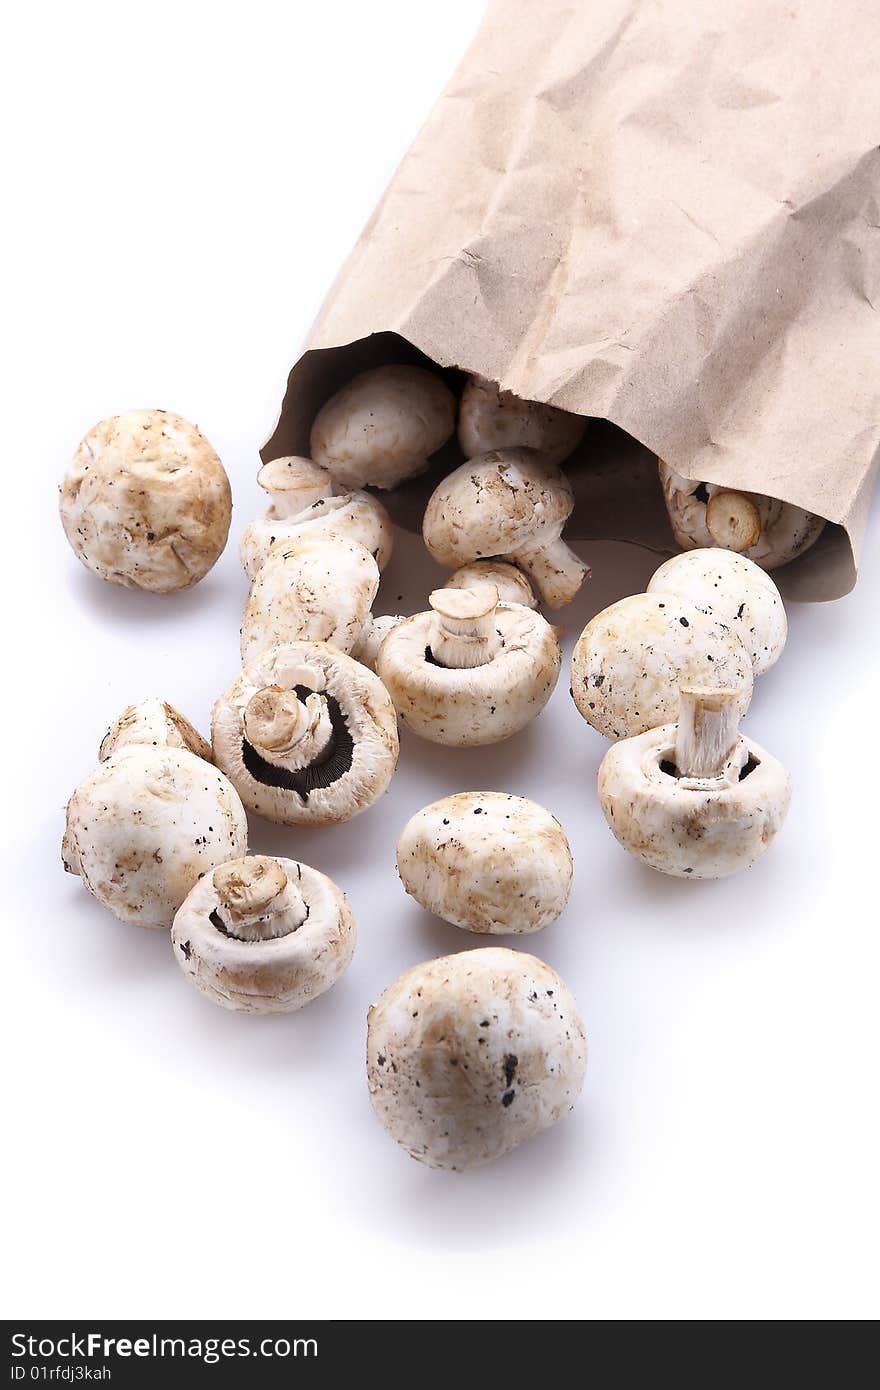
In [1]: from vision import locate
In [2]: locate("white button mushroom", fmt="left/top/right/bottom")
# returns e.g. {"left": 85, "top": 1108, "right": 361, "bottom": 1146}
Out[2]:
{"left": 647, "top": 549, "right": 787, "bottom": 676}
{"left": 171, "top": 855, "right": 355, "bottom": 1013}
{"left": 659, "top": 461, "right": 826, "bottom": 571}
{"left": 397, "top": 792, "right": 572, "bottom": 934}
{"left": 597, "top": 687, "right": 791, "bottom": 878}
{"left": 458, "top": 374, "right": 587, "bottom": 466}
{"left": 443, "top": 559, "right": 537, "bottom": 609}
{"left": 310, "top": 365, "right": 456, "bottom": 491}
{"left": 239, "top": 456, "right": 394, "bottom": 580}
{"left": 422, "top": 449, "right": 588, "bottom": 608}
{"left": 240, "top": 535, "right": 381, "bottom": 665}
{"left": 59, "top": 410, "right": 232, "bottom": 592}
{"left": 98, "top": 698, "right": 212, "bottom": 762}
{"left": 211, "top": 641, "right": 399, "bottom": 826}
{"left": 376, "top": 584, "right": 561, "bottom": 746}
{"left": 571, "top": 592, "right": 753, "bottom": 740}
{"left": 350, "top": 612, "right": 405, "bottom": 672}
{"left": 367, "top": 948, "right": 587, "bottom": 1170}
{"left": 62, "top": 747, "right": 248, "bottom": 929}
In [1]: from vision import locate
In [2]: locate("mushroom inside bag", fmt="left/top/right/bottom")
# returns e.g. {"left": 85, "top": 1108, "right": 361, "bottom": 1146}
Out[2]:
{"left": 212, "top": 641, "right": 399, "bottom": 826}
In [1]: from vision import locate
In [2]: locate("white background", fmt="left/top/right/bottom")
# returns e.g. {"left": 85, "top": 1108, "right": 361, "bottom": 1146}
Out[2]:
{"left": 3, "top": 0, "right": 878, "bottom": 1321}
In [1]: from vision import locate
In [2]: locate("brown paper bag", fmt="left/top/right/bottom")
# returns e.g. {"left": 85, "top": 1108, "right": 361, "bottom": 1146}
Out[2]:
{"left": 263, "top": 0, "right": 880, "bottom": 600}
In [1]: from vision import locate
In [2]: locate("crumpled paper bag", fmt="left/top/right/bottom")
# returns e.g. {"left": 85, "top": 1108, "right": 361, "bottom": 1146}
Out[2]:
{"left": 264, "top": 0, "right": 880, "bottom": 600}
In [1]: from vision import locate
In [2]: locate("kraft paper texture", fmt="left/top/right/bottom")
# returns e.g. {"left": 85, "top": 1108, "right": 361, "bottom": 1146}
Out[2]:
{"left": 264, "top": 0, "right": 880, "bottom": 600}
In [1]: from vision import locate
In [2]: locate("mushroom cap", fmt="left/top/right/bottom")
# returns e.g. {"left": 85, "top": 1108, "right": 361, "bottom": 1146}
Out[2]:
{"left": 458, "top": 374, "right": 587, "bottom": 466}
{"left": 171, "top": 855, "right": 356, "bottom": 1013}
{"left": 211, "top": 641, "right": 399, "bottom": 826}
{"left": 445, "top": 560, "right": 537, "bottom": 609}
{"left": 647, "top": 549, "right": 787, "bottom": 677}
{"left": 598, "top": 724, "right": 791, "bottom": 878}
{"left": 59, "top": 409, "right": 232, "bottom": 592}
{"left": 239, "top": 490, "right": 393, "bottom": 580}
{"left": 240, "top": 535, "right": 380, "bottom": 664}
{"left": 658, "top": 462, "right": 826, "bottom": 571}
{"left": 396, "top": 792, "right": 572, "bottom": 934}
{"left": 351, "top": 613, "right": 405, "bottom": 672}
{"left": 62, "top": 746, "right": 248, "bottom": 928}
{"left": 256, "top": 455, "right": 331, "bottom": 508}
{"left": 376, "top": 603, "right": 561, "bottom": 746}
{"left": 98, "top": 698, "right": 211, "bottom": 762}
{"left": 366, "top": 948, "right": 587, "bottom": 1170}
{"left": 422, "top": 449, "right": 574, "bottom": 567}
{"left": 571, "top": 593, "right": 753, "bottom": 739}
{"left": 310, "top": 364, "right": 456, "bottom": 490}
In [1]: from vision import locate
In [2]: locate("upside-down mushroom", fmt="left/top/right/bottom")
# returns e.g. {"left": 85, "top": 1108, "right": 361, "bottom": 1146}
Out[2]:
{"left": 211, "top": 641, "right": 399, "bottom": 826}
{"left": 377, "top": 584, "right": 561, "bottom": 746}
{"left": 171, "top": 855, "right": 356, "bottom": 1013}
{"left": 367, "top": 948, "right": 587, "bottom": 1170}
{"left": 597, "top": 687, "right": 791, "bottom": 878}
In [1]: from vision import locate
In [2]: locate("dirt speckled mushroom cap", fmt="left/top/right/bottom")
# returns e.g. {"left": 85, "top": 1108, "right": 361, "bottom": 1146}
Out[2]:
{"left": 171, "top": 855, "right": 356, "bottom": 1013}
{"left": 310, "top": 364, "right": 456, "bottom": 490}
{"left": 62, "top": 746, "right": 248, "bottom": 928}
{"left": 211, "top": 641, "right": 399, "bottom": 826}
{"left": 98, "top": 698, "right": 211, "bottom": 762}
{"left": 422, "top": 449, "right": 587, "bottom": 607}
{"left": 598, "top": 689, "right": 791, "bottom": 878}
{"left": 658, "top": 461, "right": 826, "bottom": 571}
{"left": 239, "top": 457, "right": 394, "bottom": 580}
{"left": 376, "top": 586, "right": 561, "bottom": 746}
{"left": 458, "top": 374, "right": 587, "bottom": 466}
{"left": 59, "top": 409, "right": 232, "bottom": 592}
{"left": 571, "top": 592, "right": 753, "bottom": 740}
{"left": 397, "top": 792, "right": 572, "bottom": 934}
{"left": 366, "top": 948, "right": 587, "bottom": 1170}
{"left": 444, "top": 559, "right": 537, "bottom": 609}
{"left": 647, "top": 549, "right": 787, "bottom": 676}
{"left": 240, "top": 535, "right": 380, "bottom": 665}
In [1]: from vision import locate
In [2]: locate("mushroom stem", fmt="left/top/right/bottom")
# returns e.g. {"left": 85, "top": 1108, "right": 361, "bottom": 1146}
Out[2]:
{"left": 213, "top": 856, "right": 306, "bottom": 941}
{"left": 675, "top": 687, "right": 742, "bottom": 779}
{"left": 508, "top": 534, "right": 589, "bottom": 608}
{"left": 258, "top": 458, "right": 334, "bottom": 519}
{"left": 243, "top": 686, "right": 333, "bottom": 770}
{"left": 428, "top": 584, "right": 501, "bottom": 669}
{"left": 705, "top": 490, "right": 762, "bottom": 552}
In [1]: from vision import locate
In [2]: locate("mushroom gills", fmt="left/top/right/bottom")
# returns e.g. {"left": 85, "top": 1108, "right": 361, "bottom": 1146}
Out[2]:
{"left": 241, "top": 684, "right": 355, "bottom": 796}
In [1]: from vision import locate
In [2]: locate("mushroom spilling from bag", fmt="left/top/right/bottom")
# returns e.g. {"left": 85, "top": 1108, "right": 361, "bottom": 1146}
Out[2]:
{"left": 239, "top": 456, "right": 394, "bottom": 580}
{"left": 458, "top": 373, "right": 587, "bottom": 466}
{"left": 658, "top": 462, "right": 826, "bottom": 571}
{"left": 571, "top": 591, "right": 753, "bottom": 740}
{"left": 63, "top": 741, "right": 248, "bottom": 929}
{"left": 171, "top": 855, "right": 356, "bottom": 1013}
{"left": 397, "top": 792, "right": 572, "bottom": 934}
{"left": 597, "top": 687, "right": 791, "bottom": 878}
{"left": 366, "top": 947, "right": 587, "bottom": 1170}
{"left": 444, "top": 558, "right": 537, "bottom": 609}
{"left": 212, "top": 641, "right": 399, "bottom": 826}
{"left": 310, "top": 364, "right": 456, "bottom": 490}
{"left": 377, "top": 583, "right": 561, "bottom": 746}
{"left": 423, "top": 449, "right": 588, "bottom": 608}
{"left": 98, "top": 697, "right": 212, "bottom": 762}
{"left": 240, "top": 535, "right": 381, "bottom": 664}
{"left": 59, "top": 409, "right": 232, "bottom": 592}
{"left": 647, "top": 548, "right": 787, "bottom": 676}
